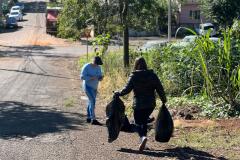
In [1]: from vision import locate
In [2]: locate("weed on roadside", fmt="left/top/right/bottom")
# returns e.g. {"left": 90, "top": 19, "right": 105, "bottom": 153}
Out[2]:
{"left": 64, "top": 97, "right": 76, "bottom": 107}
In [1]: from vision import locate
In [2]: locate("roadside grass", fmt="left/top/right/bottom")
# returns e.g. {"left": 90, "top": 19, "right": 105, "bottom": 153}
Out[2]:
{"left": 78, "top": 51, "right": 134, "bottom": 115}
{"left": 77, "top": 48, "right": 240, "bottom": 159}
{"left": 64, "top": 97, "right": 76, "bottom": 107}
{"left": 170, "top": 126, "right": 240, "bottom": 160}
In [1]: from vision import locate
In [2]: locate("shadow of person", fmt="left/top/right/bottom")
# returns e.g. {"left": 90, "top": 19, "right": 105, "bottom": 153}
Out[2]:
{"left": 0, "top": 101, "right": 86, "bottom": 139}
{"left": 118, "top": 147, "right": 228, "bottom": 160}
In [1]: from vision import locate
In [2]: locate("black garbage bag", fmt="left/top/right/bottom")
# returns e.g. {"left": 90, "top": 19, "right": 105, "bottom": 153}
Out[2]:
{"left": 155, "top": 104, "right": 174, "bottom": 142}
{"left": 106, "top": 96, "right": 125, "bottom": 143}
{"left": 120, "top": 115, "right": 135, "bottom": 133}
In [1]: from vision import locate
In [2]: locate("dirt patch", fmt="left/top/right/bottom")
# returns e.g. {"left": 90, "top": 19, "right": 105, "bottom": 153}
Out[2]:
{"left": 174, "top": 119, "right": 217, "bottom": 128}
{"left": 29, "top": 34, "right": 69, "bottom": 46}
{"left": 216, "top": 119, "right": 240, "bottom": 129}
{"left": 173, "top": 118, "right": 240, "bottom": 130}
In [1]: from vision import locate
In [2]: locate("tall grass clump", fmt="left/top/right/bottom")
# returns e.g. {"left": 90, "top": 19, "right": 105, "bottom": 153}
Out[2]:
{"left": 129, "top": 20, "right": 240, "bottom": 117}
{"left": 191, "top": 27, "right": 240, "bottom": 116}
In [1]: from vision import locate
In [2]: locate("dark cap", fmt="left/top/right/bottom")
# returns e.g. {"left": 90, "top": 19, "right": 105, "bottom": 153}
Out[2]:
{"left": 93, "top": 56, "right": 103, "bottom": 65}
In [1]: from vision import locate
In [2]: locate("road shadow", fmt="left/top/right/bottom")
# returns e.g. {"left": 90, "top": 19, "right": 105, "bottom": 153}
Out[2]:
{"left": 0, "top": 45, "right": 54, "bottom": 57}
{"left": 20, "top": 19, "right": 28, "bottom": 22}
{"left": 0, "top": 26, "right": 23, "bottom": 34}
{"left": 0, "top": 45, "right": 77, "bottom": 58}
{"left": 0, "top": 68, "right": 79, "bottom": 80}
{"left": 0, "top": 44, "right": 54, "bottom": 51}
{"left": 0, "top": 101, "right": 86, "bottom": 139}
{"left": 118, "top": 147, "right": 228, "bottom": 160}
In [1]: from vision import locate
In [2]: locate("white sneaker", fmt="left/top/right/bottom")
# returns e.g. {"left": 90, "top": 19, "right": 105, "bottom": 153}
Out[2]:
{"left": 139, "top": 136, "right": 148, "bottom": 152}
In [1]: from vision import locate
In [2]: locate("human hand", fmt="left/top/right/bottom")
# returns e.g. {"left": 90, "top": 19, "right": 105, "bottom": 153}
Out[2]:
{"left": 113, "top": 91, "right": 120, "bottom": 98}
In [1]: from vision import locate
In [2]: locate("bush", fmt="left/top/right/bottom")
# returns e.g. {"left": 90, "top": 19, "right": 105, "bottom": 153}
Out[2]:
{"left": 79, "top": 24, "right": 240, "bottom": 117}
{"left": 57, "top": 0, "right": 88, "bottom": 40}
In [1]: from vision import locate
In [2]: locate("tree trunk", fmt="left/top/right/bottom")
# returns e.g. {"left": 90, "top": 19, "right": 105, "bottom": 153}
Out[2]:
{"left": 122, "top": 0, "right": 129, "bottom": 67}
{"left": 123, "top": 24, "right": 129, "bottom": 67}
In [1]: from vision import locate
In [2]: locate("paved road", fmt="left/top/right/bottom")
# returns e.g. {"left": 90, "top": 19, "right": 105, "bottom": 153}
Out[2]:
{"left": 0, "top": 1, "right": 222, "bottom": 160}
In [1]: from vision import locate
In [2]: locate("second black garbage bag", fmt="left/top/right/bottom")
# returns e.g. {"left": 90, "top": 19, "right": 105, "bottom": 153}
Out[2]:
{"left": 106, "top": 96, "right": 126, "bottom": 143}
{"left": 155, "top": 104, "right": 174, "bottom": 142}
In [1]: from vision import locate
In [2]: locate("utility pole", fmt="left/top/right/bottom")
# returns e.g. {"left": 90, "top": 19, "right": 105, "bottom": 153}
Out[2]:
{"left": 168, "top": 0, "right": 172, "bottom": 42}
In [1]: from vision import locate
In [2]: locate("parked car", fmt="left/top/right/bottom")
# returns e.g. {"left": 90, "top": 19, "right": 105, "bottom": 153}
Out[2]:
{"left": 15, "top": 2, "right": 25, "bottom": 11}
{"left": 199, "top": 23, "right": 216, "bottom": 37}
{"left": 172, "top": 35, "right": 220, "bottom": 48}
{"left": 171, "top": 35, "right": 197, "bottom": 48}
{"left": 10, "top": 6, "right": 22, "bottom": 13}
{"left": 138, "top": 40, "right": 168, "bottom": 52}
{"left": 46, "top": 7, "right": 62, "bottom": 34}
{"left": 9, "top": 11, "right": 23, "bottom": 21}
{"left": 5, "top": 17, "right": 18, "bottom": 29}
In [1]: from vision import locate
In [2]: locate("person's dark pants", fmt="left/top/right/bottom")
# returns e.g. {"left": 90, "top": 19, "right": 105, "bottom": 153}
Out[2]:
{"left": 134, "top": 107, "right": 154, "bottom": 137}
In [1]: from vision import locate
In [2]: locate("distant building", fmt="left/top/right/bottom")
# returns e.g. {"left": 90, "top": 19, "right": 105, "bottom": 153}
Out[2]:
{"left": 176, "top": 0, "right": 208, "bottom": 29}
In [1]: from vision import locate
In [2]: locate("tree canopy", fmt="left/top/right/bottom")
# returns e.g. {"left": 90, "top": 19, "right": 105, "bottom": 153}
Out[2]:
{"left": 201, "top": 0, "right": 240, "bottom": 27}
{"left": 57, "top": 0, "right": 171, "bottom": 38}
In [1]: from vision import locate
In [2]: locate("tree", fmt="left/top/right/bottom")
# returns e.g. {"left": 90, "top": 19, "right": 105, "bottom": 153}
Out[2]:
{"left": 119, "top": 0, "right": 170, "bottom": 67}
{"left": 58, "top": 0, "right": 170, "bottom": 67}
{"left": 201, "top": 0, "right": 240, "bottom": 27}
{"left": 57, "top": 0, "right": 89, "bottom": 39}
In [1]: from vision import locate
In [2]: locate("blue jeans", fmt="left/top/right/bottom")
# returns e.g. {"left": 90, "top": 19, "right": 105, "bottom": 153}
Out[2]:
{"left": 84, "top": 85, "right": 97, "bottom": 120}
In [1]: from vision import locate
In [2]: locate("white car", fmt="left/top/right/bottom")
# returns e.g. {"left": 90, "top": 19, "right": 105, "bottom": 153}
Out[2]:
{"left": 9, "top": 11, "right": 23, "bottom": 21}
{"left": 138, "top": 40, "right": 168, "bottom": 52}
{"left": 172, "top": 35, "right": 220, "bottom": 48}
{"left": 199, "top": 23, "right": 216, "bottom": 37}
{"left": 10, "top": 6, "right": 22, "bottom": 13}
{"left": 171, "top": 35, "right": 197, "bottom": 48}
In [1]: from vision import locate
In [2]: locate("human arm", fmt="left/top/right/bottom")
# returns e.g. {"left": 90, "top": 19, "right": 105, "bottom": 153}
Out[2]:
{"left": 97, "top": 67, "right": 103, "bottom": 81}
{"left": 116, "top": 74, "right": 134, "bottom": 96}
{"left": 154, "top": 74, "right": 167, "bottom": 104}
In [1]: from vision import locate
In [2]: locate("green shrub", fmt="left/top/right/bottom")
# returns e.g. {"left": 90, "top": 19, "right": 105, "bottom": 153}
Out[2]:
{"left": 57, "top": 0, "right": 88, "bottom": 40}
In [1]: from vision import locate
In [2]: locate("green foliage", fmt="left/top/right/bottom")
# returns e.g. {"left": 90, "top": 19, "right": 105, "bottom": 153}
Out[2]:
{"left": 192, "top": 26, "right": 240, "bottom": 112}
{"left": 130, "top": 21, "right": 240, "bottom": 117}
{"left": 201, "top": 103, "right": 240, "bottom": 118}
{"left": 57, "top": 0, "right": 89, "bottom": 40}
{"left": 130, "top": 44, "right": 203, "bottom": 96}
{"left": 47, "top": 2, "right": 63, "bottom": 7}
{"left": 78, "top": 21, "right": 240, "bottom": 118}
{"left": 201, "top": 0, "right": 240, "bottom": 27}
{"left": 1, "top": 2, "right": 9, "bottom": 15}
{"left": 64, "top": 97, "right": 76, "bottom": 107}
{"left": 57, "top": 0, "right": 172, "bottom": 39}
{"left": 91, "top": 33, "right": 111, "bottom": 56}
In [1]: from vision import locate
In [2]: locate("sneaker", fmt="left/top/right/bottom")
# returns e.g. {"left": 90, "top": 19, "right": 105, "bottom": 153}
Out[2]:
{"left": 91, "top": 119, "right": 102, "bottom": 126}
{"left": 139, "top": 136, "right": 148, "bottom": 152}
{"left": 86, "top": 118, "right": 91, "bottom": 123}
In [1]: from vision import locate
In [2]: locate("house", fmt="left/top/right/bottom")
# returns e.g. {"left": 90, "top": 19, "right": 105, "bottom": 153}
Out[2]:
{"left": 176, "top": 0, "right": 208, "bottom": 30}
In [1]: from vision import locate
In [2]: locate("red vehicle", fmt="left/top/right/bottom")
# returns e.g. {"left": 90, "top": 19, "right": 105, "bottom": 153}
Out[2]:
{"left": 46, "top": 7, "right": 61, "bottom": 34}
